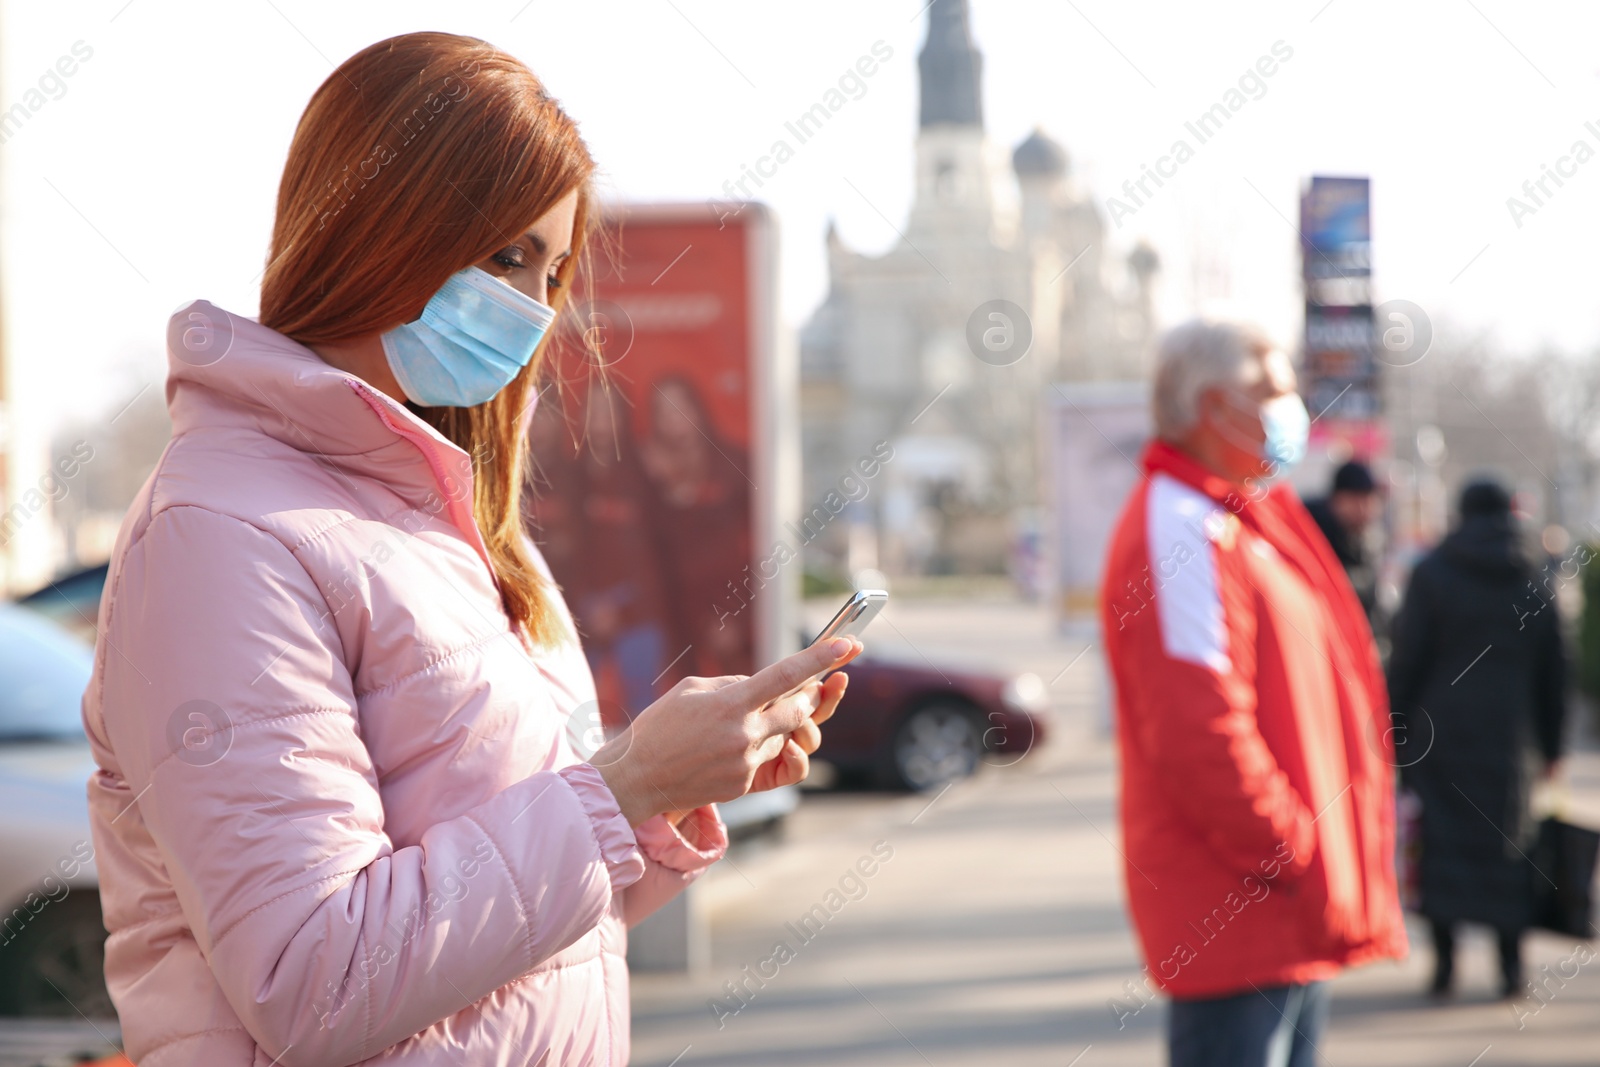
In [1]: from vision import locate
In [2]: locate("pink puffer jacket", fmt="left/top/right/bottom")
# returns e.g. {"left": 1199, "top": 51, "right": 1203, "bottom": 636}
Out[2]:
{"left": 80, "top": 301, "right": 727, "bottom": 1067}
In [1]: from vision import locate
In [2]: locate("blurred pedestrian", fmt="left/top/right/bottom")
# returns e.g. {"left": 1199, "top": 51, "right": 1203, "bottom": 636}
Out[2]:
{"left": 1102, "top": 320, "right": 1406, "bottom": 1067}
{"left": 1387, "top": 478, "right": 1567, "bottom": 998}
{"left": 1304, "top": 459, "right": 1384, "bottom": 636}
{"left": 79, "top": 31, "right": 860, "bottom": 1067}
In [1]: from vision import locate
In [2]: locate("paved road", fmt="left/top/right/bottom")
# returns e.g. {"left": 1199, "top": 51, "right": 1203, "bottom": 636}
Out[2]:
{"left": 630, "top": 596, "right": 1600, "bottom": 1067}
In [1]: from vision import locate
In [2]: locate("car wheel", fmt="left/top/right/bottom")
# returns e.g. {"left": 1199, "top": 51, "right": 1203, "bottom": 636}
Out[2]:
{"left": 0, "top": 891, "right": 114, "bottom": 1018}
{"left": 880, "top": 701, "right": 983, "bottom": 792}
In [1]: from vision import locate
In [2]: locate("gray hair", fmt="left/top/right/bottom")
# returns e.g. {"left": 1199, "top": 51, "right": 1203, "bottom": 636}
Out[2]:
{"left": 1151, "top": 319, "right": 1275, "bottom": 439}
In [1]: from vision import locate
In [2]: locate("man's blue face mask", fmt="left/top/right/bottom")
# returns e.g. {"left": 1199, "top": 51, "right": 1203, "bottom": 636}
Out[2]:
{"left": 381, "top": 266, "right": 556, "bottom": 408}
{"left": 1259, "top": 393, "right": 1310, "bottom": 470}
{"left": 1219, "top": 389, "right": 1310, "bottom": 477}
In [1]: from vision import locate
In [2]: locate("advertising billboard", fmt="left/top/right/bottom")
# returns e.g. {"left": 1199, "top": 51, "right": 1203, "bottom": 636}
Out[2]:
{"left": 524, "top": 204, "right": 787, "bottom": 720}
{"left": 1303, "top": 303, "right": 1379, "bottom": 420}
{"left": 1301, "top": 175, "right": 1379, "bottom": 435}
{"left": 1301, "top": 175, "right": 1372, "bottom": 280}
{"left": 1043, "top": 382, "right": 1151, "bottom": 619}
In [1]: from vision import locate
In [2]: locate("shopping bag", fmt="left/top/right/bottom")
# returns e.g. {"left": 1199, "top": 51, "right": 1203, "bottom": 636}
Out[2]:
{"left": 1395, "top": 787, "right": 1422, "bottom": 912}
{"left": 1530, "top": 816, "right": 1599, "bottom": 938}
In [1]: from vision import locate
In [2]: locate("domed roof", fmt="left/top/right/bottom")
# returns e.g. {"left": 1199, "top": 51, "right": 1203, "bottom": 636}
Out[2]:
{"left": 1128, "top": 240, "right": 1160, "bottom": 278}
{"left": 1013, "top": 128, "right": 1068, "bottom": 178}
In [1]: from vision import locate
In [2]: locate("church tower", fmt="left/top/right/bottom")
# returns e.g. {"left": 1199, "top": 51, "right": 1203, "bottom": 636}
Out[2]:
{"left": 918, "top": 0, "right": 982, "bottom": 128}
{"left": 907, "top": 0, "right": 996, "bottom": 246}
{"left": 798, "top": 0, "right": 1158, "bottom": 579}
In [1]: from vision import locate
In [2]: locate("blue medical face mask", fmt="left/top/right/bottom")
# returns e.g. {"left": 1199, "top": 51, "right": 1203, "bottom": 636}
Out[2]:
{"left": 381, "top": 266, "right": 556, "bottom": 408}
{"left": 1258, "top": 393, "right": 1310, "bottom": 471}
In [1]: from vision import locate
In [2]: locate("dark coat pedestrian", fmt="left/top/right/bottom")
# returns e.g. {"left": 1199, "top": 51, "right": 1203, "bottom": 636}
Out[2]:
{"left": 1386, "top": 479, "right": 1567, "bottom": 996}
{"left": 1305, "top": 460, "right": 1383, "bottom": 638}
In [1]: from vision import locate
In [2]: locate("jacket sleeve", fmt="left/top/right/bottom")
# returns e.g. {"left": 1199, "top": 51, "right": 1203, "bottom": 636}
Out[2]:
{"left": 1385, "top": 561, "right": 1436, "bottom": 784}
{"left": 95, "top": 505, "right": 646, "bottom": 1065}
{"left": 1127, "top": 513, "right": 1315, "bottom": 879}
{"left": 621, "top": 807, "right": 729, "bottom": 927}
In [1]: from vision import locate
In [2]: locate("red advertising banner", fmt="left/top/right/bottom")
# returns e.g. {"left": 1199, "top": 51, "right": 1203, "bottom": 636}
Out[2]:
{"left": 524, "top": 204, "right": 778, "bottom": 720}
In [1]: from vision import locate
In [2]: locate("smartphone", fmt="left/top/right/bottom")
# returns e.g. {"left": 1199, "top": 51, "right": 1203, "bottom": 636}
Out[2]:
{"left": 810, "top": 588, "right": 888, "bottom": 647}
{"left": 770, "top": 588, "right": 888, "bottom": 707}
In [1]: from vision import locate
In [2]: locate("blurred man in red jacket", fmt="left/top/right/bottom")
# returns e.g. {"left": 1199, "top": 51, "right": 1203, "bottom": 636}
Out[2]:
{"left": 1101, "top": 320, "right": 1406, "bottom": 1067}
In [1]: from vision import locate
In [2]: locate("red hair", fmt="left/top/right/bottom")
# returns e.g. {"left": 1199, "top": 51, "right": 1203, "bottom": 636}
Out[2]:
{"left": 259, "top": 31, "right": 595, "bottom": 646}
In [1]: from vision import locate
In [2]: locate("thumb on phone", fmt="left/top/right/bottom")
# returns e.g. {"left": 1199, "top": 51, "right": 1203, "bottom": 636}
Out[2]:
{"left": 722, "top": 636, "right": 860, "bottom": 734}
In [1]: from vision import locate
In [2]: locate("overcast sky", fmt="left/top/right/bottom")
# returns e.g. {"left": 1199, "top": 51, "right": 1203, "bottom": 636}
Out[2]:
{"left": 5, "top": 0, "right": 1600, "bottom": 443}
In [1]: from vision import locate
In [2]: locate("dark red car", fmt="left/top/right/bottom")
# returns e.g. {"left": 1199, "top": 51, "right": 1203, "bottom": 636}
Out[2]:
{"left": 813, "top": 649, "right": 1049, "bottom": 792}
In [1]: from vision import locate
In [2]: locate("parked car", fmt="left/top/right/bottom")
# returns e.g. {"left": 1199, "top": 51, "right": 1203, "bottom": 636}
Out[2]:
{"left": 14, "top": 562, "right": 108, "bottom": 643}
{"left": 811, "top": 642, "right": 1049, "bottom": 792}
{"left": 0, "top": 602, "right": 111, "bottom": 1017}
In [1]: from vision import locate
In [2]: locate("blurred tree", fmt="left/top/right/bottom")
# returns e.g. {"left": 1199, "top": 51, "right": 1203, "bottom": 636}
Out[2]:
{"left": 49, "top": 376, "right": 170, "bottom": 576}
{"left": 1383, "top": 327, "right": 1572, "bottom": 531}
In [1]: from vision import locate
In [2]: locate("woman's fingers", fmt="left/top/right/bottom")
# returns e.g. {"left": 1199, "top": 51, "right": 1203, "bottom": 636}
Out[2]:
{"left": 618, "top": 640, "right": 860, "bottom": 812}
{"left": 780, "top": 739, "right": 808, "bottom": 786}
{"left": 751, "top": 726, "right": 790, "bottom": 768}
{"left": 809, "top": 671, "right": 848, "bottom": 727}
{"left": 722, "top": 637, "right": 862, "bottom": 733}
{"left": 772, "top": 672, "right": 846, "bottom": 757}
{"left": 767, "top": 738, "right": 807, "bottom": 790}
{"left": 749, "top": 737, "right": 809, "bottom": 793}
{"left": 792, "top": 716, "right": 821, "bottom": 755}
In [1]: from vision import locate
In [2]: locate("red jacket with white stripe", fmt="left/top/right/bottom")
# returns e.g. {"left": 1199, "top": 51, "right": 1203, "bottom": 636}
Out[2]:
{"left": 1101, "top": 441, "right": 1407, "bottom": 998}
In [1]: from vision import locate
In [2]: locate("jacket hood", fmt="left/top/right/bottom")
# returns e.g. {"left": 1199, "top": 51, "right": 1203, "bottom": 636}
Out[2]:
{"left": 166, "top": 300, "right": 439, "bottom": 456}
{"left": 1439, "top": 513, "right": 1530, "bottom": 579}
{"left": 164, "top": 300, "right": 492, "bottom": 571}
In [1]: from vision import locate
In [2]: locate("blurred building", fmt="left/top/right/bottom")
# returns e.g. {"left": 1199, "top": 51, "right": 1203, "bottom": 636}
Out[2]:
{"left": 799, "top": 0, "right": 1159, "bottom": 581}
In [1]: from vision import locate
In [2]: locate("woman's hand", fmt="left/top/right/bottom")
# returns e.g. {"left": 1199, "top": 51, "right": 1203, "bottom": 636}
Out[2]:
{"left": 592, "top": 636, "right": 862, "bottom": 826}
{"left": 747, "top": 669, "right": 848, "bottom": 794}
{"left": 659, "top": 669, "right": 848, "bottom": 824}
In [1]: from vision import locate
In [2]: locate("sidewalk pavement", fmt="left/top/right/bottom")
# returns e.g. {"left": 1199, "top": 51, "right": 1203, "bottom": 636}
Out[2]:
{"left": 0, "top": 1021, "right": 122, "bottom": 1067}
{"left": 629, "top": 596, "right": 1600, "bottom": 1067}
{"left": 1, "top": 597, "right": 1591, "bottom": 1066}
